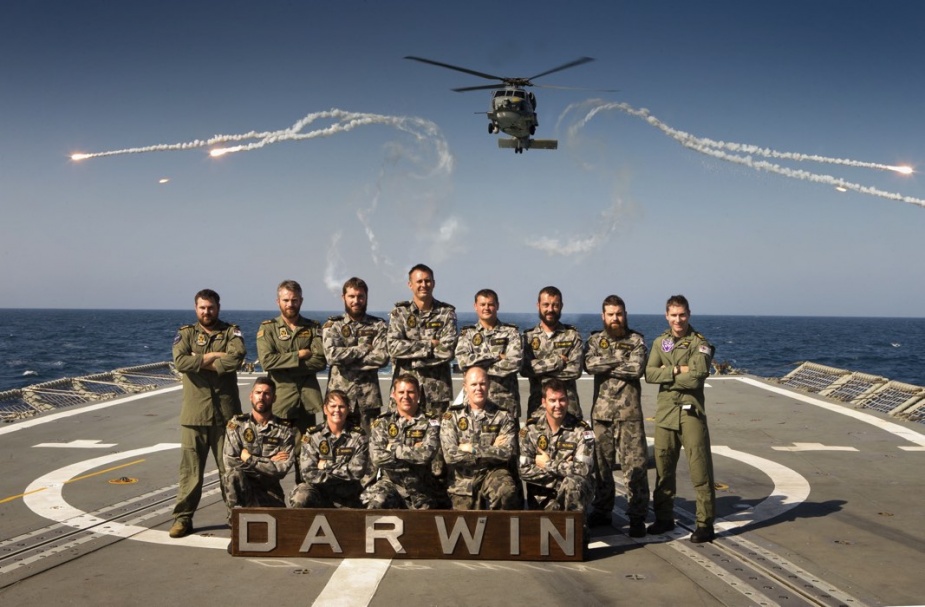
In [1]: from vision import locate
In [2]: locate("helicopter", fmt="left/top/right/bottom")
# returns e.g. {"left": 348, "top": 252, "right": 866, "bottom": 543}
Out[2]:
{"left": 405, "top": 55, "right": 613, "bottom": 154}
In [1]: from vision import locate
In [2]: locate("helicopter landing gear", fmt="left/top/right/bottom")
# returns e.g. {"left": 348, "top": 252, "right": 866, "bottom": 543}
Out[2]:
{"left": 514, "top": 146, "right": 523, "bottom": 154}
{"left": 488, "top": 123, "right": 496, "bottom": 134}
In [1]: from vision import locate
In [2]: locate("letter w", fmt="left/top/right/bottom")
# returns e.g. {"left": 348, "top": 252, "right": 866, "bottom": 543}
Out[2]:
{"left": 435, "top": 516, "right": 487, "bottom": 555}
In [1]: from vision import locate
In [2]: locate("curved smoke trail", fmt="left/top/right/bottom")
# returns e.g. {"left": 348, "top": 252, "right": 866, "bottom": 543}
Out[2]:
{"left": 561, "top": 100, "right": 924, "bottom": 208}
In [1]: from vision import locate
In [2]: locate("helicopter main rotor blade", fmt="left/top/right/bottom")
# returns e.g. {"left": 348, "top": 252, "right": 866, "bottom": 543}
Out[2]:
{"left": 534, "top": 84, "right": 620, "bottom": 92}
{"left": 452, "top": 84, "right": 506, "bottom": 93}
{"left": 527, "top": 57, "right": 595, "bottom": 82}
{"left": 405, "top": 56, "right": 504, "bottom": 83}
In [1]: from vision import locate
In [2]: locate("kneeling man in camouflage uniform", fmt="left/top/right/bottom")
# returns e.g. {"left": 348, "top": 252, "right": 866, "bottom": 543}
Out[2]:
{"left": 519, "top": 378, "right": 595, "bottom": 511}
{"left": 362, "top": 374, "right": 443, "bottom": 509}
{"left": 223, "top": 377, "right": 295, "bottom": 510}
{"left": 290, "top": 390, "right": 369, "bottom": 509}
{"left": 441, "top": 367, "right": 520, "bottom": 510}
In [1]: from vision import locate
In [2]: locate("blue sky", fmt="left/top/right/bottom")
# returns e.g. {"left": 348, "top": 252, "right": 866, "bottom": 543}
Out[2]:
{"left": 2, "top": 1, "right": 923, "bottom": 316}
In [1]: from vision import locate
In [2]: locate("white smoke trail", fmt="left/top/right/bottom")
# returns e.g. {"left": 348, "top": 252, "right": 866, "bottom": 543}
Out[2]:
{"left": 71, "top": 109, "right": 454, "bottom": 175}
{"left": 561, "top": 100, "right": 924, "bottom": 208}
{"left": 524, "top": 197, "right": 628, "bottom": 257}
{"left": 323, "top": 231, "right": 347, "bottom": 295}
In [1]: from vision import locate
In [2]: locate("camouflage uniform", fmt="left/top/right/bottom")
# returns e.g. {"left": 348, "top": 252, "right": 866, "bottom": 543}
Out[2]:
{"left": 362, "top": 410, "right": 444, "bottom": 509}
{"left": 222, "top": 413, "right": 295, "bottom": 509}
{"left": 171, "top": 321, "right": 245, "bottom": 523}
{"left": 322, "top": 313, "right": 389, "bottom": 434}
{"left": 645, "top": 327, "right": 716, "bottom": 528}
{"left": 518, "top": 413, "right": 595, "bottom": 512}
{"left": 440, "top": 401, "right": 520, "bottom": 510}
{"left": 289, "top": 421, "right": 369, "bottom": 509}
{"left": 387, "top": 300, "right": 457, "bottom": 415}
{"left": 256, "top": 315, "right": 326, "bottom": 432}
{"left": 455, "top": 322, "right": 524, "bottom": 418}
{"left": 584, "top": 329, "right": 650, "bottom": 522}
{"left": 521, "top": 323, "right": 584, "bottom": 418}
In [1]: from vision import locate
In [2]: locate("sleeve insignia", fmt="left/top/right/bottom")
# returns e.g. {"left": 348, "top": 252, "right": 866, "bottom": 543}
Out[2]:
{"left": 341, "top": 325, "right": 352, "bottom": 338}
{"left": 699, "top": 344, "right": 712, "bottom": 355}
{"left": 442, "top": 412, "right": 453, "bottom": 421}
{"left": 472, "top": 333, "right": 483, "bottom": 346}
{"left": 407, "top": 315, "right": 417, "bottom": 329}
{"left": 388, "top": 423, "right": 399, "bottom": 438}
{"left": 173, "top": 332, "right": 182, "bottom": 345}
{"left": 278, "top": 327, "right": 291, "bottom": 341}
{"left": 226, "top": 420, "right": 237, "bottom": 430}
{"left": 233, "top": 328, "right": 243, "bottom": 338}
{"left": 428, "top": 418, "right": 440, "bottom": 427}
{"left": 582, "top": 430, "right": 595, "bottom": 442}
{"left": 243, "top": 428, "right": 256, "bottom": 443}
{"left": 457, "top": 417, "right": 469, "bottom": 431}
{"left": 319, "top": 440, "right": 330, "bottom": 456}
{"left": 519, "top": 427, "right": 528, "bottom": 439}
{"left": 537, "top": 434, "right": 549, "bottom": 450}
{"left": 196, "top": 333, "right": 207, "bottom": 346}
{"left": 256, "top": 329, "right": 264, "bottom": 338}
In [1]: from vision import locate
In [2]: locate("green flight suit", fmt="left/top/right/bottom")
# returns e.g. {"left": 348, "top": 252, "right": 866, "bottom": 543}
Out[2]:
{"left": 171, "top": 320, "right": 246, "bottom": 523}
{"left": 644, "top": 327, "right": 716, "bottom": 527}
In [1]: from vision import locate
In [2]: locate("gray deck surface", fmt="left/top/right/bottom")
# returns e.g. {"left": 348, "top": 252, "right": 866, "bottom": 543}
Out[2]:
{"left": 1, "top": 375, "right": 923, "bottom": 606}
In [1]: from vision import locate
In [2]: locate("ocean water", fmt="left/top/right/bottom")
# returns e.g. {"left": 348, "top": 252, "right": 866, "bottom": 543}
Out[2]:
{"left": 1, "top": 309, "right": 923, "bottom": 393}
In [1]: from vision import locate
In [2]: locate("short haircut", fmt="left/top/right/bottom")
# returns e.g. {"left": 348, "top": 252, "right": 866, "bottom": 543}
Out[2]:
{"left": 277, "top": 280, "right": 302, "bottom": 295}
{"left": 324, "top": 389, "right": 350, "bottom": 408}
{"left": 194, "top": 289, "right": 220, "bottom": 305}
{"left": 342, "top": 277, "right": 369, "bottom": 295}
{"left": 408, "top": 263, "right": 434, "bottom": 279}
{"left": 252, "top": 376, "right": 276, "bottom": 393}
{"left": 474, "top": 288, "right": 498, "bottom": 303}
{"left": 602, "top": 294, "right": 626, "bottom": 311}
{"left": 392, "top": 373, "right": 421, "bottom": 392}
{"left": 541, "top": 378, "right": 567, "bottom": 398}
{"left": 537, "top": 286, "right": 562, "bottom": 302}
{"left": 666, "top": 294, "right": 690, "bottom": 313}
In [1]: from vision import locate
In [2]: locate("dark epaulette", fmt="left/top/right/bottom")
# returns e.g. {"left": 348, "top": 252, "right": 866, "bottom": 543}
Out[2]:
{"left": 460, "top": 324, "right": 478, "bottom": 332}
{"left": 307, "top": 423, "right": 325, "bottom": 434}
{"left": 367, "top": 313, "right": 387, "bottom": 323}
{"left": 499, "top": 322, "right": 520, "bottom": 329}
{"left": 561, "top": 323, "right": 579, "bottom": 332}
{"left": 275, "top": 417, "right": 294, "bottom": 428}
{"left": 323, "top": 315, "right": 343, "bottom": 329}
{"left": 434, "top": 299, "right": 456, "bottom": 311}
{"left": 347, "top": 424, "right": 366, "bottom": 436}
{"left": 232, "top": 413, "right": 249, "bottom": 422}
{"left": 394, "top": 300, "right": 412, "bottom": 308}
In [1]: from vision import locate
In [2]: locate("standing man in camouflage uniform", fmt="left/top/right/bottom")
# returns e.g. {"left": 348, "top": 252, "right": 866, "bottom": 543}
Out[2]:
{"left": 223, "top": 377, "right": 295, "bottom": 511}
{"left": 522, "top": 286, "right": 583, "bottom": 418}
{"left": 290, "top": 390, "right": 369, "bottom": 509}
{"left": 440, "top": 367, "right": 520, "bottom": 510}
{"left": 584, "top": 295, "right": 650, "bottom": 537}
{"left": 170, "top": 289, "right": 246, "bottom": 538}
{"left": 362, "top": 374, "right": 444, "bottom": 509}
{"left": 455, "top": 288, "right": 523, "bottom": 420}
{"left": 322, "top": 277, "right": 389, "bottom": 436}
{"left": 256, "top": 280, "right": 326, "bottom": 482}
{"left": 519, "top": 378, "right": 595, "bottom": 512}
{"left": 645, "top": 294, "right": 717, "bottom": 543}
{"left": 387, "top": 264, "right": 457, "bottom": 416}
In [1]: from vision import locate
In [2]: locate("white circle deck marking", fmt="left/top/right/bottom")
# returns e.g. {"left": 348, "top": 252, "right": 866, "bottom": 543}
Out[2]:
{"left": 22, "top": 443, "right": 225, "bottom": 549}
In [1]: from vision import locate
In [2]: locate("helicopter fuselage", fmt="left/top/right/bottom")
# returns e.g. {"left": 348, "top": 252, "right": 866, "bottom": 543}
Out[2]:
{"left": 487, "top": 87, "right": 538, "bottom": 138}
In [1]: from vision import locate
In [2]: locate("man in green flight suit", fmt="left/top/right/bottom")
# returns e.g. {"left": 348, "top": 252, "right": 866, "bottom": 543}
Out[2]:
{"left": 170, "top": 288, "right": 246, "bottom": 538}
{"left": 644, "top": 294, "right": 717, "bottom": 543}
{"left": 256, "top": 279, "right": 327, "bottom": 483}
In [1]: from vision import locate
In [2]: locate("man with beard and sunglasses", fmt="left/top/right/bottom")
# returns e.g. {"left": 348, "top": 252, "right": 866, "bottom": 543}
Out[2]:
{"left": 521, "top": 286, "right": 583, "bottom": 419}
{"left": 322, "top": 277, "right": 389, "bottom": 435}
